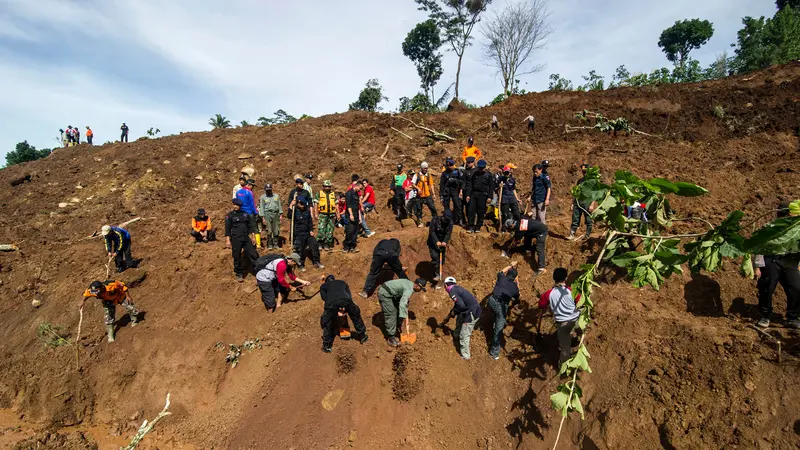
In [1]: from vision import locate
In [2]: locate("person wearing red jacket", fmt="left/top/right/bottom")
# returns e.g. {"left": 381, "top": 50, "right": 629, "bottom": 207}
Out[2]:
{"left": 360, "top": 178, "right": 376, "bottom": 238}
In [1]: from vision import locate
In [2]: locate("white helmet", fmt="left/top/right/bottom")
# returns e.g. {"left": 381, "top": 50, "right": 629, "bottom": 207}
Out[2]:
{"left": 444, "top": 276, "right": 457, "bottom": 284}
{"left": 101, "top": 225, "right": 112, "bottom": 236}
{"left": 421, "top": 161, "right": 429, "bottom": 169}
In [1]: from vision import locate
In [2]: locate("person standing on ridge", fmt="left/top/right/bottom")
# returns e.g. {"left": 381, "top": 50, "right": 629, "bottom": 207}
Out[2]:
{"left": 428, "top": 211, "right": 454, "bottom": 282}
{"left": 85, "top": 126, "right": 93, "bottom": 145}
{"left": 102, "top": 224, "right": 134, "bottom": 273}
{"left": 440, "top": 158, "right": 464, "bottom": 227}
{"left": 569, "top": 163, "right": 593, "bottom": 241}
{"left": 343, "top": 181, "right": 362, "bottom": 253}
{"left": 66, "top": 126, "right": 75, "bottom": 146}
{"left": 402, "top": 169, "right": 419, "bottom": 223}
{"left": 259, "top": 183, "right": 283, "bottom": 249}
{"left": 487, "top": 262, "right": 521, "bottom": 359}
{"left": 523, "top": 115, "right": 535, "bottom": 134}
{"left": 465, "top": 160, "right": 495, "bottom": 233}
{"left": 74, "top": 126, "right": 81, "bottom": 144}
{"left": 81, "top": 280, "right": 141, "bottom": 343}
{"left": 378, "top": 278, "right": 427, "bottom": 347}
{"left": 359, "top": 238, "right": 408, "bottom": 298}
{"left": 538, "top": 267, "right": 581, "bottom": 368}
{"left": 191, "top": 208, "right": 216, "bottom": 242}
{"left": 491, "top": 115, "right": 499, "bottom": 130}
{"left": 461, "top": 136, "right": 481, "bottom": 163}
{"left": 320, "top": 275, "right": 369, "bottom": 352}
{"left": 530, "top": 164, "right": 552, "bottom": 223}
{"left": 225, "top": 198, "right": 259, "bottom": 282}
{"left": 292, "top": 198, "right": 324, "bottom": 271}
{"left": 413, "top": 162, "right": 438, "bottom": 227}
{"left": 390, "top": 164, "right": 408, "bottom": 219}
{"left": 316, "top": 180, "right": 337, "bottom": 250}
{"left": 439, "top": 277, "right": 482, "bottom": 360}
{"left": 237, "top": 179, "right": 261, "bottom": 248}
{"left": 461, "top": 156, "right": 476, "bottom": 224}
{"left": 120, "top": 123, "right": 129, "bottom": 143}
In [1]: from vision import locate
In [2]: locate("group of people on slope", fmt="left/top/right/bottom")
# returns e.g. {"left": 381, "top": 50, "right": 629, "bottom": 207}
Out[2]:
{"left": 58, "top": 123, "right": 130, "bottom": 147}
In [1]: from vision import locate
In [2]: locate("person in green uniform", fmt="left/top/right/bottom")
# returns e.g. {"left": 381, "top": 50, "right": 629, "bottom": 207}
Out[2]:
{"left": 259, "top": 184, "right": 283, "bottom": 249}
{"left": 316, "top": 180, "right": 338, "bottom": 250}
{"left": 377, "top": 278, "right": 427, "bottom": 346}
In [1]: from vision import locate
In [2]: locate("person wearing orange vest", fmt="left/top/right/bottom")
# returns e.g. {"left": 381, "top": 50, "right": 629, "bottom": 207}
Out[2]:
{"left": 412, "top": 162, "right": 438, "bottom": 227}
{"left": 82, "top": 280, "right": 140, "bottom": 342}
{"left": 85, "top": 126, "right": 93, "bottom": 145}
{"left": 191, "top": 208, "right": 216, "bottom": 242}
{"left": 461, "top": 136, "right": 482, "bottom": 163}
{"left": 316, "top": 180, "right": 338, "bottom": 250}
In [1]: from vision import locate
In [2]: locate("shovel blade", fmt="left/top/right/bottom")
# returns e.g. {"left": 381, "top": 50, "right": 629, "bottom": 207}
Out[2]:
{"left": 400, "top": 333, "right": 417, "bottom": 344}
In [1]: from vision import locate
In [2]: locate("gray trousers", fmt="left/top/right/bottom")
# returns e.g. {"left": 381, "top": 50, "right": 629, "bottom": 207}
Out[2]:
{"left": 263, "top": 213, "right": 280, "bottom": 238}
{"left": 455, "top": 313, "right": 479, "bottom": 359}
{"left": 378, "top": 291, "right": 402, "bottom": 337}
{"left": 533, "top": 202, "right": 547, "bottom": 223}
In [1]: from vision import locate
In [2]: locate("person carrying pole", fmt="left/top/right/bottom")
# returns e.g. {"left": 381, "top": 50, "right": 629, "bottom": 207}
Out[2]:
{"left": 359, "top": 238, "right": 408, "bottom": 298}
{"left": 428, "top": 210, "right": 454, "bottom": 282}
{"left": 320, "top": 275, "right": 369, "bottom": 352}
{"left": 259, "top": 183, "right": 283, "bottom": 249}
{"left": 487, "top": 262, "right": 521, "bottom": 359}
{"left": 378, "top": 278, "right": 427, "bottom": 347}
{"left": 81, "top": 280, "right": 140, "bottom": 343}
{"left": 101, "top": 224, "right": 134, "bottom": 273}
{"left": 439, "top": 277, "right": 482, "bottom": 360}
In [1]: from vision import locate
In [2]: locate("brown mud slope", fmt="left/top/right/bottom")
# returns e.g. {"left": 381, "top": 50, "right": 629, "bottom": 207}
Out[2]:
{"left": 0, "top": 63, "right": 799, "bottom": 449}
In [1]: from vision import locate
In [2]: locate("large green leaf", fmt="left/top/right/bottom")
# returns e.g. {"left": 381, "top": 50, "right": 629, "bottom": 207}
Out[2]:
{"left": 550, "top": 391, "right": 570, "bottom": 416}
{"left": 740, "top": 254, "right": 754, "bottom": 279}
{"left": 611, "top": 251, "right": 642, "bottom": 267}
{"left": 591, "top": 193, "right": 618, "bottom": 219}
{"left": 647, "top": 178, "right": 679, "bottom": 194}
{"left": 615, "top": 170, "right": 640, "bottom": 184}
{"left": 673, "top": 181, "right": 708, "bottom": 197}
{"left": 790, "top": 200, "right": 800, "bottom": 216}
{"left": 745, "top": 216, "right": 800, "bottom": 255}
{"left": 571, "top": 395, "right": 585, "bottom": 420}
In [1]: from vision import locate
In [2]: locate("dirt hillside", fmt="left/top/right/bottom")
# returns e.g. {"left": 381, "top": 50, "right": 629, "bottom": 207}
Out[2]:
{"left": 0, "top": 63, "right": 799, "bottom": 450}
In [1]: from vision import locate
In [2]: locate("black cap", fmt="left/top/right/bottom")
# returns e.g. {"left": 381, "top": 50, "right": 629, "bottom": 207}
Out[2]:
{"left": 232, "top": 198, "right": 244, "bottom": 206}
{"left": 246, "top": 179, "right": 256, "bottom": 185}
{"left": 477, "top": 160, "right": 487, "bottom": 168}
{"left": 264, "top": 183, "right": 273, "bottom": 190}
{"left": 541, "top": 160, "right": 550, "bottom": 167}
{"left": 305, "top": 173, "right": 313, "bottom": 180}
{"left": 446, "top": 158, "right": 455, "bottom": 166}
{"left": 533, "top": 164, "right": 542, "bottom": 171}
{"left": 466, "top": 156, "right": 476, "bottom": 163}
{"left": 414, "top": 278, "right": 427, "bottom": 292}
{"left": 325, "top": 274, "right": 336, "bottom": 283}
{"left": 89, "top": 280, "right": 104, "bottom": 294}
{"left": 197, "top": 208, "right": 206, "bottom": 215}
{"left": 295, "top": 178, "right": 304, "bottom": 184}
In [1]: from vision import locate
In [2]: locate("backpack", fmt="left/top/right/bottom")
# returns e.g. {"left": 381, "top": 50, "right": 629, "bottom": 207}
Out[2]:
{"left": 255, "top": 253, "right": 284, "bottom": 273}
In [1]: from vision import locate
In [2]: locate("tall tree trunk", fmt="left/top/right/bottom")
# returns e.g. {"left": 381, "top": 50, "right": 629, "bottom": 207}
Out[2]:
{"left": 455, "top": 54, "right": 463, "bottom": 100}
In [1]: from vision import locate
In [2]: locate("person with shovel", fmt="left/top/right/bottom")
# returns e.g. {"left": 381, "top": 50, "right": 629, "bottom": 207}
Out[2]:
{"left": 320, "top": 275, "right": 369, "bottom": 352}
{"left": 501, "top": 215, "right": 548, "bottom": 274}
{"left": 359, "top": 238, "right": 408, "bottom": 298}
{"left": 255, "top": 253, "right": 312, "bottom": 312}
{"left": 378, "top": 278, "right": 427, "bottom": 347}
{"left": 102, "top": 224, "right": 134, "bottom": 273}
{"left": 439, "top": 277, "right": 482, "bottom": 360}
{"left": 81, "top": 280, "right": 140, "bottom": 343}
{"left": 488, "top": 262, "right": 521, "bottom": 360}
{"left": 428, "top": 210, "right": 454, "bottom": 282}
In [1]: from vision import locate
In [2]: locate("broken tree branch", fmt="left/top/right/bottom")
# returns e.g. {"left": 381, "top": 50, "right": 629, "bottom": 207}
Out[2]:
{"left": 390, "top": 127, "right": 413, "bottom": 140}
{"left": 123, "top": 393, "right": 172, "bottom": 450}
{"left": 0, "top": 244, "right": 19, "bottom": 252}
{"left": 395, "top": 116, "right": 455, "bottom": 142}
{"left": 380, "top": 142, "right": 390, "bottom": 159}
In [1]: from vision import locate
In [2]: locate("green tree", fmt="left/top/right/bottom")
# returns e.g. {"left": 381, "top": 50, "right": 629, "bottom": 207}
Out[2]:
{"left": 658, "top": 19, "right": 714, "bottom": 67}
{"left": 731, "top": 7, "right": 800, "bottom": 73}
{"left": 415, "top": 0, "right": 493, "bottom": 100}
{"left": 403, "top": 20, "right": 444, "bottom": 104}
{"left": 777, "top": 0, "right": 800, "bottom": 10}
{"left": 581, "top": 70, "right": 605, "bottom": 91}
{"left": 348, "top": 79, "right": 388, "bottom": 112}
{"left": 240, "top": 120, "right": 251, "bottom": 127}
{"left": 704, "top": 52, "right": 733, "bottom": 79}
{"left": 5, "top": 141, "right": 51, "bottom": 167}
{"left": 671, "top": 58, "right": 704, "bottom": 83}
{"left": 548, "top": 73, "right": 574, "bottom": 91}
{"left": 608, "top": 65, "right": 631, "bottom": 88}
{"left": 209, "top": 114, "right": 231, "bottom": 129}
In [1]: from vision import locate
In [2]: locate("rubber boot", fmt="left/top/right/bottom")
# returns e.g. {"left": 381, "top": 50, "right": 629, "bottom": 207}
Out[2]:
{"left": 106, "top": 325, "right": 116, "bottom": 343}
{"left": 130, "top": 314, "right": 139, "bottom": 327}
{"left": 255, "top": 233, "right": 262, "bottom": 248}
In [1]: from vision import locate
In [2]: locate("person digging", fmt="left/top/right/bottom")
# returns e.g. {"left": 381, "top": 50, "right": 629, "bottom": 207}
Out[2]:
{"left": 82, "top": 280, "right": 141, "bottom": 343}
{"left": 488, "top": 262, "right": 521, "bottom": 360}
{"left": 378, "top": 278, "right": 427, "bottom": 347}
{"left": 254, "top": 252, "right": 311, "bottom": 312}
{"left": 102, "top": 224, "right": 135, "bottom": 273}
{"left": 359, "top": 238, "right": 408, "bottom": 298}
{"left": 502, "top": 215, "right": 548, "bottom": 275}
{"left": 438, "top": 277, "right": 482, "bottom": 360}
{"left": 428, "top": 210, "right": 454, "bottom": 282}
{"left": 320, "top": 275, "right": 368, "bottom": 353}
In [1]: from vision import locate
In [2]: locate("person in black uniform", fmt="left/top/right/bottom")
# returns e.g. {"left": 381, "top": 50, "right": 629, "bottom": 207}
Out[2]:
{"left": 359, "top": 238, "right": 408, "bottom": 298}
{"left": 292, "top": 198, "right": 324, "bottom": 271}
{"left": 754, "top": 201, "right": 800, "bottom": 329}
{"left": 502, "top": 215, "right": 548, "bottom": 273}
{"left": 225, "top": 198, "right": 260, "bottom": 282}
{"left": 440, "top": 158, "right": 464, "bottom": 227}
{"left": 320, "top": 275, "right": 368, "bottom": 353}
{"left": 287, "top": 178, "right": 308, "bottom": 220}
{"left": 498, "top": 165, "right": 521, "bottom": 224}
{"left": 487, "top": 262, "right": 521, "bottom": 359}
{"left": 461, "top": 156, "right": 476, "bottom": 225}
{"left": 428, "top": 210, "right": 454, "bottom": 281}
{"left": 465, "top": 159, "right": 495, "bottom": 233}
{"left": 343, "top": 182, "right": 362, "bottom": 253}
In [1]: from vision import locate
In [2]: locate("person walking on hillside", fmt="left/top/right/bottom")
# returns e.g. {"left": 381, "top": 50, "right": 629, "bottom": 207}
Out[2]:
{"left": 538, "top": 268, "right": 581, "bottom": 368}
{"left": 502, "top": 215, "right": 548, "bottom": 274}
{"left": 259, "top": 184, "right": 283, "bottom": 249}
{"left": 491, "top": 115, "right": 499, "bottom": 130}
{"left": 461, "top": 136, "right": 482, "bottom": 163}
{"left": 488, "top": 262, "right": 521, "bottom": 359}
{"left": 413, "top": 162, "right": 438, "bottom": 227}
{"left": 190, "top": 208, "right": 216, "bottom": 242}
{"left": 530, "top": 164, "right": 552, "bottom": 223}
{"left": 461, "top": 156, "right": 476, "bottom": 224}
{"left": 85, "top": 126, "right": 93, "bottom": 145}
{"left": 465, "top": 160, "right": 495, "bottom": 233}
{"left": 236, "top": 179, "right": 261, "bottom": 248}
{"left": 81, "top": 280, "right": 141, "bottom": 343}
{"left": 102, "top": 224, "right": 134, "bottom": 273}
{"left": 390, "top": 164, "right": 408, "bottom": 219}
{"left": 120, "top": 123, "right": 129, "bottom": 142}
{"left": 378, "top": 278, "right": 427, "bottom": 347}
{"left": 287, "top": 177, "right": 309, "bottom": 220}
{"left": 498, "top": 164, "right": 521, "bottom": 225}
{"left": 428, "top": 211, "right": 454, "bottom": 282}
{"left": 439, "top": 277, "right": 482, "bottom": 360}
{"left": 232, "top": 167, "right": 256, "bottom": 199}
{"left": 255, "top": 253, "right": 311, "bottom": 311}
{"left": 292, "top": 198, "right": 324, "bottom": 271}
{"left": 225, "top": 198, "right": 259, "bottom": 282}
{"left": 440, "top": 158, "right": 464, "bottom": 227}
{"left": 523, "top": 115, "right": 535, "bottom": 134}
{"left": 315, "top": 180, "right": 337, "bottom": 250}
{"left": 359, "top": 178, "right": 376, "bottom": 238}
{"left": 320, "top": 275, "right": 369, "bottom": 352}
{"left": 343, "top": 181, "right": 362, "bottom": 253}
{"left": 754, "top": 201, "right": 800, "bottom": 329}
{"left": 359, "top": 238, "right": 408, "bottom": 298}
{"left": 569, "top": 163, "right": 593, "bottom": 241}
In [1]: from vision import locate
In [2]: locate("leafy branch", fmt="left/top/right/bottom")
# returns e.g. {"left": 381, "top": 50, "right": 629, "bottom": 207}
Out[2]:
{"left": 121, "top": 393, "right": 172, "bottom": 450}
{"left": 565, "top": 110, "right": 657, "bottom": 137}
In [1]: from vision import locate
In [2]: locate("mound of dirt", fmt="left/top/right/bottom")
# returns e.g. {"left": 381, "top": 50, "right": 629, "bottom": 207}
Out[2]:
{"left": 12, "top": 431, "right": 97, "bottom": 450}
{"left": 336, "top": 349, "right": 356, "bottom": 374}
{"left": 392, "top": 346, "right": 425, "bottom": 401}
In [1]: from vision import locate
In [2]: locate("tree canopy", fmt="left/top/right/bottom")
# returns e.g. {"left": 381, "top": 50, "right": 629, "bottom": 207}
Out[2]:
{"left": 777, "top": 0, "right": 800, "bottom": 10}
{"left": 209, "top": 114, "right": 231, "bottom": 129}
{"left": 403, "top": 20, "right": 444, "bottom": 103}
{"left": 658, "top": 19, "right": 714, "bottom": 66}
{"left": 348, "top": 79, "right": 388, "bottom": 112}
{"left": 5, "top": 141, "right": 51, "bottom": 167}
{"left": 731, "top": 7, "right": 800, "bottom": 73}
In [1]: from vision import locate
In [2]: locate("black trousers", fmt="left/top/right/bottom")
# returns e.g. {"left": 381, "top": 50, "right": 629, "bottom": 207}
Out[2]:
{"left": 442, "top": 189, "right": 463, "bottom": 225}
{"left": 571, "top": 200, "right": 593, "bottom": 236}
{"left": 258, "top": 279, "right": 289, "bottom": 311}
{"left": 527, "top": 122, "right": 535, "bottom": 132}
{"left": 114, "top": 244, "right": 134, "bottom": 270}
{"left": 87, "top": 136, "right": 93, "bottom": 145}
{"left": 121, "top": 133, "right": 128, "bottom": 142}
{"left": 508, "top": 232, "right": 547, "bottom": 268}
{"left": 362, "top": 251, "right": 407, "bottom": 294}
{"left": 501, "top": 198, "right": 521, "bottom": 224}
{"left": 418, "top": 196, "right": 437, "bottom": 219}
{"left": 293, "top": 232, "right": 321, "bottom": 266}
{"left": 344, "top": 221, "right": 359, "bottom": 250}
{"left": 758, "top": 256, "right": 800, "bottom": 320}
{"left": 231, "top": 235, "right": 259, "bottom": 276}
{"left": 428, "top": 239, "right": 446, "bottom": 272}
{"left": 393, "top": 189, "right": 406, "bottom": 216}
{"left": 191, "top": 229, "right": 216, "bottom": 242}
{"left": 321, "top": 303, "right": 367, "bottom": 347}
{"left": 468, "top": 193, "right": 489, "bottom": 228}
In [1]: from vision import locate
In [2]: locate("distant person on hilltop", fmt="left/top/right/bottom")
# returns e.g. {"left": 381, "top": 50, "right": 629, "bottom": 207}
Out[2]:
{"left": 66, "top": 126, "right": 75, "bottom": 146}
{"left": 82, "top": 280, "right": 141, "bottom": 343}
{"left": 75, "top": 126, "right": 81, "bottom": 144}
{"left": 85, "top": 126, "right": 93, "bottom": 145}
{"left": 524, "top": 115, "right": 535, "bottom": 134}
{"left": 120, "top": 123, "right": 129, "bottom": 142}
{"left": 59, "top": 129, "right": 66, "bottom": 147}
{"left": 461, "top": 136, "right": 481, "bottom": 163}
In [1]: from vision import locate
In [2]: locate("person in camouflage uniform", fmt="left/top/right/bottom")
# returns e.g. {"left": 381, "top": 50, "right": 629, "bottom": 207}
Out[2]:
{"left": 259, "top": 183, "right": 283, "bottom": 249}
{"left": 316, "top": 180, "right": 337, "bottom": 250}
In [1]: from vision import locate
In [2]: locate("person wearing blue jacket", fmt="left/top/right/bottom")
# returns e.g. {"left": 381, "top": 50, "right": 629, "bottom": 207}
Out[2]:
{"left": 102, "top": 225, "right": 134, "bottom": 272}
{"left": 439, "top": 277, "right": 482, "bottom": 360}
{"left": 236, "top": 179, "right": 261, "bottom": 247}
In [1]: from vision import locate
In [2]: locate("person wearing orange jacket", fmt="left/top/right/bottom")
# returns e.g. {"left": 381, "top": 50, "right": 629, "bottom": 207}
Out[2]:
{"left": 412, "top": 161, "right": 438, "bottom": 227}
{"left": 82, "top": 280, "right": 140, "bottom": 343}
{"left": 461, "top": 136, "right": 481, "bottom": 163}
{"left": 85, "top": 126, "right": 94, "bottom": 145}
{"left": 191, "top": 208, "right": 216, "bottom": 242}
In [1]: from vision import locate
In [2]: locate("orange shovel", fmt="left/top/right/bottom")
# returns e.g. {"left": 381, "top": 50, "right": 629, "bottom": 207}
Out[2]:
{"left": 400, "top": 319, "right": 417, "bottom": 344}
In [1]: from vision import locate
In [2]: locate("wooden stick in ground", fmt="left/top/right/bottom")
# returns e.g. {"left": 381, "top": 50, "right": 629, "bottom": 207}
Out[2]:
{"left": 390, "top": 127, "right": 413, "bottom": 141}
{"left": 380, "top": 142, "right": 390, "bottom": 159}
{"left": 290, "top": 205, "right": 296, "bottom": 249}
{"left": 105, "top": 255, "right": 113, "bottom": 279}
{"left": 75, "top": 305, "right": 84, "bottom": 370}
{"left": 497, "top": 184, "right": 504, "bottom": 232}
{"left": 748, "top": 325, "right": 783, "bottom": 364}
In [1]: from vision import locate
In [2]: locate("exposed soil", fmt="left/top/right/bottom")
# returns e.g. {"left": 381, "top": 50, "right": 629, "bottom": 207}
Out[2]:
{"left": 12, "top": 430, "right": 98, "bottom": 450}
{"left": 0, "top": 63, "right": 799, "bottom": 449}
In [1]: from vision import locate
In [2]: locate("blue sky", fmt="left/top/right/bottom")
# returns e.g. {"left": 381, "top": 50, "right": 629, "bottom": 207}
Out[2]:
{"left": 0, "top": 0, "right": 778, "bottom": 161}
